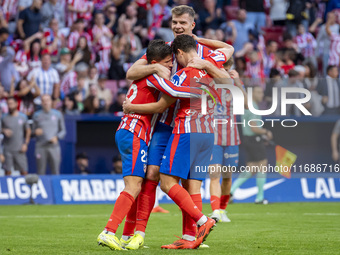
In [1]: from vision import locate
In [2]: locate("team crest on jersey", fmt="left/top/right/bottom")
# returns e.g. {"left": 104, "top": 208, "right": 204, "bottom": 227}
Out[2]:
{"left": 216, "top": 104, "right": 226, "bottom": 114}
{"left": 143, "top": 164, "right": 147, "bottom": 173}
{"left": 171, "top": 72, "right": 187, "bottom": 87}
{"left": 185, "top": 109, "right": 197, "bottom": 116}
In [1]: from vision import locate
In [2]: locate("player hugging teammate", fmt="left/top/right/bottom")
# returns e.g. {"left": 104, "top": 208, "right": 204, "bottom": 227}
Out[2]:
{"left": 97, "top": 5, "right": 234, "bottom": 250}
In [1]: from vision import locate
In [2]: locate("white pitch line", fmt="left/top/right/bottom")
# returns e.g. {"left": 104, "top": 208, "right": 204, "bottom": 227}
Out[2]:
{"left": 303, "top": 213, "right": 340, "bottom": 216}
{"left": 0, "top": 214, "right": 109, "bottom": 219}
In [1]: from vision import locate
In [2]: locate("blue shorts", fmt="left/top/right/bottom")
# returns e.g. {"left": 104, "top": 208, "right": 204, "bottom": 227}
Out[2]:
{"left": 115, "top": 129, "right": 148, "bottom": 178}
{"left": 210, "top": 145, "right": 239, "bottom": 166}
{"left": 160, "top": 133, "right": 214, "bottom": 180}
{"left": 147, "top": 122, "right": 173, "bottom": 166}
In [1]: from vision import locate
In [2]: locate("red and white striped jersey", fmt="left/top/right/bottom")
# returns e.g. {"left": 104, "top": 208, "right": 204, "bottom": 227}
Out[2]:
{"left": 67, "top": 31, "right": 92, "bottom": 50}
{"left": 329, "top": 34, "right": 340, "bottom": 66}
{"left": 171, "top": 51, "right": 227, "bottom": 134}
{"left": 244, "top": 59, "right": 265, "bottom": 89}
{"left": 67, "top": 0, "right": 92, "bottom": 26}
{"left": 15, "top": 50, "right": 41, "bottom": 71}
{"left": 140, "top": 42, "right": 215, "bottom": 127}
{"left": 118, "top": 74, "right": 199, "bottom": 144}
{"left": 213, "top": 80, "right": 241, "bottom": 146}
{"left": 90, "top": 25, "right": 112, "bottom": 50}
{"left": 43, "top": 28, "right": 64, "bottom": 56}
{"left": 294, "top": 32, "right": 317, "bottom": 58}
{"left": 60, "top": 71, "right": 77, "bottom": 95}
{"left": 1, "top": 0, "right": 18, "bottom": 21}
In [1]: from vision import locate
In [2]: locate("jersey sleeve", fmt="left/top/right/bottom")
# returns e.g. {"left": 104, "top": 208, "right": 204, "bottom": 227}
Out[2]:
{"left": 146, "top": 74, "right": 200, "bottom": 98}
{"left": 206, "top": 50, "right": 227, "bottom": 69}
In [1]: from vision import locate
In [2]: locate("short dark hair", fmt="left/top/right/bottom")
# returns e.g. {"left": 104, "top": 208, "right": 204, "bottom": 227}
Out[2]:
{"left": 288, "top": 69, "right": 299, "bottom": 77}
{"left": 146, "top": 39, "right": 172, "bottom": 64}
{"left": 171, "top": 5, "right": 195, "bottom": 19}
{"left": 223, "top": 57, "right": 234, "bottom": 69}
{"left": 0, "top": 27, "right": 9, "bottom": 35}
{"left": 327, "top": 65, "right": 337, "bottom": 74}
{"left": 269, "top": 68, "right": 280, "bottom": 78}
{"left": 171, "top": 34, "right": 196, "bottom": 55}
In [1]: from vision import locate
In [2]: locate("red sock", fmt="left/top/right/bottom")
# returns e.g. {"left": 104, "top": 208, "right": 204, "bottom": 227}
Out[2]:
{"left": 220, "top": 195, "right": 230, "bottom": 210}
{"left": 168, "top": 184, "right": 203, "bottom": 222}
{"left": 135, "top": 180, "right": 158, "bottom": 232}
{"left": 210, "top": 195, "right": 220, "bottom": 211}
{"left": 183, "top": 194, "right": 202, "bottom": 237}
{"left": 122, "top": 198, "right": 137, "bottom": 236}
{"left": 105, "top": 191, "right": 135, "bottom": 233}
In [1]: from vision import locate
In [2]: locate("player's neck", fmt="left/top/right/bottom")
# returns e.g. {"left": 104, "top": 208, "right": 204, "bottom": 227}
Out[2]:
{"left": 185, "top": 51, "right": 199, "bottom": 66}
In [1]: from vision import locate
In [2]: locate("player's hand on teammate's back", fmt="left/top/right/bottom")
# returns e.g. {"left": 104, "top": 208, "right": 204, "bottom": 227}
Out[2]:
{"left": 2, "top": 128, "right": 13, "bottom": 137}
{"left": 155, "top": 64, "right": 171, "bottom": 79}
{"left": 35, "top": 128, "right": 43, "bottom": 136}
{"left": 187, "top": 57, "right": 208, "bottom": 70}
{"left": 123, "top": 98, "right": 132, "bottom": 114}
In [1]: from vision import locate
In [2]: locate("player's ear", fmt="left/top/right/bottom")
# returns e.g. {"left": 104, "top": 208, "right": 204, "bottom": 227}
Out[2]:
{"left": 191, "top": 21, "right": 196, "bottom": 31}
{"left": 151, "top": 60, "right": 157, "bottom": 64}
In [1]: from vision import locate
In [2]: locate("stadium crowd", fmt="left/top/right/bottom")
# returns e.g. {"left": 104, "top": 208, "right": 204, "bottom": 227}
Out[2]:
{"left": 1, "top": 0, "right": 340, "bottom": 176}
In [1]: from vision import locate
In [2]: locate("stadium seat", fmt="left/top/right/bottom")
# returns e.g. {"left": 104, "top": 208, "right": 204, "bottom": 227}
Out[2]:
{"left": 262, "top": 26, "right": 286, "bottom": 47}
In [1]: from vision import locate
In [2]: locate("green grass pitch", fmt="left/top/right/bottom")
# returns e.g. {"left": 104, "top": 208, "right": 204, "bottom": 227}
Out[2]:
{"left": 0, "top": 202, "right": 339, "bottom": 254}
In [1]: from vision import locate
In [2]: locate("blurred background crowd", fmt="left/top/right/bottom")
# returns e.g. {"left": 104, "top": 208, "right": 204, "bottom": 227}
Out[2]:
{"left": 1, "top": 0, "right": 340, "bottom": 175}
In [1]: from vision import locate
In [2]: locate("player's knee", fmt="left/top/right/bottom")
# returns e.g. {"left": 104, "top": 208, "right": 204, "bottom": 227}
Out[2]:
{"left": 146, "top": 166, "right": 160, "bottom": 182}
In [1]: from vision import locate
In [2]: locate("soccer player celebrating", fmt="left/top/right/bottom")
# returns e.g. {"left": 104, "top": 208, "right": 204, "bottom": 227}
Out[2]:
{"left": 97, "top": 40, "right": 201, "bottom": 251}
{"left": 209, "top": 58, "right": 247, "bottom": 223}
{"left": 124, "top": 34, "right": 232, "bottom": 249}
{"left": 120, "top": 5, "right": 233, "bottom": 250}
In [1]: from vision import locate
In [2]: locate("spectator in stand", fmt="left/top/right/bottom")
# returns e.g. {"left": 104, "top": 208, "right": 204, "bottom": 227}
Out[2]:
{"left": 261, "top": 40, "right": 278, "bottom": 77}
{"left": 41, "top": 0, "right": 65, "bottom": 29}
{"left": 83, "top": 95, "right": 100, "bottom": 114}
{"left": 244, "top": 50, "right": 266, "bottom": 89}
{"left": 0, "top": 85, "right": 9, "bottom": 114}
{"left": 234, "top": 57, "right": 247, "bottom": 78}
{"left": 270, "top": 0, "right": 288, "bottom": 26}
{"left": 27, "top": 52, "right": 60, "bottom": 108}
{"left": 75, "top": 152, "right": 90, "bottom": 174}
{"left": 285, "top": 69, "right": 308, "bottom": 116}
{"left": 294, "top": 23, "right": 317, "bottom": 68}
{"left": 0, "top": 46, "right": 20, "bottom": 92}
{"left": 85, "top": 65, "right": 99, "bottom": 91}
{"left": 0, "top": 28, "right": 9, "bottom": 45}
{"left": 104, "top": 4, "right": 118, "bottom": 33}
{"left": 108, "top": 35, "right": 128, "bottom": 81}
{"left": 11, "top": 77, "right": 40, "bottom": 118}
{"left": 67, "top": 0, "right": 93, "bottom": 27}
{"left": 325, "top": 15, "right": 340, "bottom": 68}
{"left": 15, "top": 32, "right": 43, "bottom": 76}
{"left": 317, "top": 65, "right": 340, "bottom": 115}
{"left": 63, "top": 93, "right": 80, "bottom": 115}
{"left": 109, "top": 87, "right": 126, "bottom": 115}
{"left": 69, "top": 75, "right": 87, "bottom": 99}
{"left": 17, "top": 0, "right": 42, "bottom": 39}
{"left": 303, "top": 62, "right": 323, "bottom": 116}
{"left": 60, "top": 62, "right": 88, "bottom": 98}
{"left": 126, "top": 3, "right": 148, "bottom": 47}
{"left": 264, "top": 68, "right": 285, "bottom": 115}
{"left": 239, "top": 0, "right": 266, "bottom": 33}
{"left": 67, "top": 19, "right": 91, "bottom": 51}
{"left": 1, "top": 97, "right": 31, "bottom": 176}
{"left": 285, "top": 0, "right": 309, "bottom": 37}
{"left": 91, "top": 11, "right": 113, "bottom": 75}
{"left": 147, "top": 0, "right": 172, "bottom": 41}
{"left": 71, "top": 36, "right": 93, "bottom": 66}
{"left": 97, "top": 74, "right": 112, "bottom": 111}
{"left": 41, "top": 18, "right": 66, "bottom": 63}
{"left": 229, "top": 9, "right": 254, "bottom": 52}
{"left": 55, "top": 47, "right": 83, "bottom": 78}
{"left": 317, "top": 11, "right": 339, "bottom": 76}
{"left": 33, "top": 94, "right": 66, "bottom": 175}
{"left": 198, "top": 0, "right": 225, "bottom": 33}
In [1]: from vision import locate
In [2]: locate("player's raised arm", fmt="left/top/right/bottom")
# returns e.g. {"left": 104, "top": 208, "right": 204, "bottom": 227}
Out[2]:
{"left": 126, "top": 58, "right": 171, "bottom": 81}
{"left": 148, "top": 74, "right": 201, "bottom": 98}
{"left": 123, "top": 94, "right": 176, "bottom": 114}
